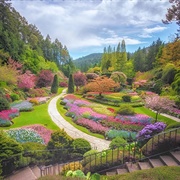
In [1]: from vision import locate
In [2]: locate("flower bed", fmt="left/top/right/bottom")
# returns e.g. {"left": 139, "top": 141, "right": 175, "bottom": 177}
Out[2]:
{"left": 115, "top": 114, "right": 153, "bottom": 125}
{"left": 62, "top": 94, "right": 153, "bottom": 139}
{"left": 6, "top": 128, "right": 44, "bottom": 144}
{"left": 11, "top": 101, "right": 33, "bottom": 111}
{"left": 6, "top": 124, "right": 52, "bottom": 144}
{"left": 0, "top": 108, "right": 19, "bottom": 127}
{"left": 0, "top": 108, "right": 19, "bottom": 120}
{"left": 21, "top": 124, "right": 52, "bottom": 144}
{"left": 76, "top": 118, "right": 109, "bottom": 135}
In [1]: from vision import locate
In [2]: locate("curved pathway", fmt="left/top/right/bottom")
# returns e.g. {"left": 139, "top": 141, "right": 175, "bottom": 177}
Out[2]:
{"left": 48, "top": 89, "right": 110, "bottom": 151}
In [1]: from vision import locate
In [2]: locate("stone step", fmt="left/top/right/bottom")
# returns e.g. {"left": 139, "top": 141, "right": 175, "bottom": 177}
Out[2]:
{"left": 126, "top": 162, "right": 140, "bottom": 172}
{"left": 5, "top": 167, "right": 37, "bottom": 180}
{"left": 160, "top": 155, "right": 179, "bottom": 166}
{"left": 138, "top": 161, "right": 152, "bottom": 170}
{"left": 170, "top": 150, "right": 180, "bottom": 164}
{"left": 30, "top": 165, "right": 41, "bottom": 178}
{"left": 117, "top": 168, "right": 128, "bottom": 174}
{"left": 149, "top": 158, "right": 165, "bottom": 168}
{"left": 106, "top": 171, "right": 117, "bottom": 176}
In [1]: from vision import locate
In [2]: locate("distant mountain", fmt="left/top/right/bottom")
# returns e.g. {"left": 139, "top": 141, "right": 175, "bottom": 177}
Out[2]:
{"left": 73, "top": 53, "right": 102, "bottom": 72}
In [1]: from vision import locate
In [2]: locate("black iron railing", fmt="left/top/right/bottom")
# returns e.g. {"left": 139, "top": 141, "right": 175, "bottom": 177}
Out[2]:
{"left": 1, "top": 127, "right": 180, "bottom": 177}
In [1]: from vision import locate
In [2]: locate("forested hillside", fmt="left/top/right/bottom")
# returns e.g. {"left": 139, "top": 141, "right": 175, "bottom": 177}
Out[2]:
{"left": 0, "top": 0, "right": 72, "bottom": 76}
{"left": 85, "top": 38, "right": 180, "bottom": 97}
{"left": 73, "top": 53, "right": 102, "bottom": 72}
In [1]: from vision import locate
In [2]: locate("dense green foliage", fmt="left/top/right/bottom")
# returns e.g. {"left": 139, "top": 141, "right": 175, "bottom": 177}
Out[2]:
{"left": 72, "top": 138, "right": 91, "bottom": 155}
{"left": 0, "top": 1, "right": 71, "bottom": 75}
{"left": 109, "top": 136, "right": 127, "bottom": 149}
{"left": 73, "top": 53, "right": 102, "bottom": 72}
{"left": 116, "top": 104, "right": 135, "bottom": 115}
{"left": 0, "top": 97, "right": 10, "bottom": 111}
{"left": 0, "top": 130, "right": 23, "bottom": 176}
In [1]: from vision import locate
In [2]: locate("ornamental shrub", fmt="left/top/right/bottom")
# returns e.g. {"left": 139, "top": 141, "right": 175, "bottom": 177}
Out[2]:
{"left": 109, "top": 137, "right": 127, "bottom": 149}
{"left": 0, "top": 97, "right": 10, "bottom": 111}
{"left": 72, "top": 138, "right": 91, "bottom": 155}
{"left": 10, "top": 93, "right": 20, "bottom": 101}
{"left": 29, "top": 98, "right": 39, "bottom": 105}
{"left": 105, "top": 129, "right": 137, "bottom": 141}
{"left": 116, "top": 104, "right": 135, "bottom": 115}
{"left": 36, "top": 70, "right": 53, "bottom": 88}
{"left": 59, "top": 81, "right": 68, "bottom": 87}
{"left": 122, "top": 95, "right": 131, "bottom": 102}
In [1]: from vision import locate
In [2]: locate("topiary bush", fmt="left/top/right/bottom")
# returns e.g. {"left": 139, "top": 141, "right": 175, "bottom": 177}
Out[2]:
{"left": 72, "top": 138, "right": 91, "bottom": 155}
{"left": 122, "top": 95, "right": 131, "bottom": 102}
{"left": 109, "top": 137, "right": 127, "bottom": 149}
{"left": 10, "top": 93, "right": 20, "bottom": 102}
{"left": 116, "top": 104, "right": 135, "bottom": 115}
{"left": 0, "top": 97, "right": 10, "bottom": 111}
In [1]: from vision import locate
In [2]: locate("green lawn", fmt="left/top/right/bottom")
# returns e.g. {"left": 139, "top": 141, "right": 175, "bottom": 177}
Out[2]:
{"left": 135, "top": 106, "right": 176, "bottom": 125}
{"left": 0, "top": 88, "right": 65, "bottom": 131}
{"left": 2, "top": 102, "right": 59, "bottom": 131}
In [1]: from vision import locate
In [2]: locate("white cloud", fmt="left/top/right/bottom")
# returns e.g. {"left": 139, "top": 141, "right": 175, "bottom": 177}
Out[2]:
{"left": 11, "top": 0, "right": 174, "bottom": 58}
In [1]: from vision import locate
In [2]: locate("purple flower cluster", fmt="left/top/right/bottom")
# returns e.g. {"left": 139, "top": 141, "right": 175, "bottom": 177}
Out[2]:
{"left": 137, "top": 122, "right": 166, "bottom": 140}
{"left": 116, "top": 114, "right": 153, "bottom": 125}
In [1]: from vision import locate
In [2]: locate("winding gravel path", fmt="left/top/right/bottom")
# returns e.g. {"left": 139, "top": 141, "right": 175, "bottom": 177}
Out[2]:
{"left": 48, "top": 89, "right": 110, "bottom": 151}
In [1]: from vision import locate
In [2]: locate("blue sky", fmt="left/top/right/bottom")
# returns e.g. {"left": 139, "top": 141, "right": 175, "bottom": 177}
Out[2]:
{"left": 11, "top": 0, "right": 178, "bottom": 59}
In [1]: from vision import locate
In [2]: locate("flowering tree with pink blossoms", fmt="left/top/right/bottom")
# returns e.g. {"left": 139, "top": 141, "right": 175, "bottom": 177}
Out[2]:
{"left": 145, "top": 95, "right": 175, "bottom": 122}
{"left": 18, "top": 71, "right": 36, "bottom": 91}
{"left": 73, "top": 71, "right": 87, "bottom": 91}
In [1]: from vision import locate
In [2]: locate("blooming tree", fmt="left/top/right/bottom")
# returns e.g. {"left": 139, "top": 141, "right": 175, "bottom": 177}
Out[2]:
{"left": 84, "top": 76, "right": 120, "bottom": 96}
{"left": 36, "top": 70, "right": 53, "bottom": 87}
{"left": 145, "top": 95, "right": 175, "bottom": 121}
{"left": 73, "top": 71, "right": 87, "bottom": 91}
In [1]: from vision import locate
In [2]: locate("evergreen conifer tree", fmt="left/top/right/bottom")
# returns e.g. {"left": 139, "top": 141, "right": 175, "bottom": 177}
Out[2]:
{"left": 51, "top": 74, "right": 58, "bottom": 93}
{"left": 67, "top": 73, "right": 74, "bottom": 93}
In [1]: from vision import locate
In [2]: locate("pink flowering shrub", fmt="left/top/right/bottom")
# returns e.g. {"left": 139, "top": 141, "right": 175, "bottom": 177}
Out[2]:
{"left": 0, "top": 108, "right": 19, "bottom": 121}
{"left": 18, "top": 71, "right": 36, "bottom": 90}
{"left": 59, "top": 82, "right": 68, "bottom": 87}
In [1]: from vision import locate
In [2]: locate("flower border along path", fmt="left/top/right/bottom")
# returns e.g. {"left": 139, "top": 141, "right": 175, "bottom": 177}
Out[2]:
{"left": 48, "top": 89, "right": 110, "bottom": 151}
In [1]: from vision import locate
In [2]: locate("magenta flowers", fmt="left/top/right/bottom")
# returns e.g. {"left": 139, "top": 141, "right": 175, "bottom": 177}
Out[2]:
{"left": 0, "top": 108, "right": 19, "bottom": 121}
